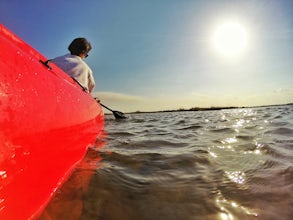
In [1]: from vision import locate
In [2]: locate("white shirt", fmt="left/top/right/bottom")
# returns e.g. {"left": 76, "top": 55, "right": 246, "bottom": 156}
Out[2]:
{"left": 52, "top": 54, "right": 95, "bottom": 92}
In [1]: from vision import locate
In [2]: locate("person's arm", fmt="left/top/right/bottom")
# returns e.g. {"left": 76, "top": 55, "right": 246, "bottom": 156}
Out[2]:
{"left": 88, "top": 71, "right": 95, "bottom": 93}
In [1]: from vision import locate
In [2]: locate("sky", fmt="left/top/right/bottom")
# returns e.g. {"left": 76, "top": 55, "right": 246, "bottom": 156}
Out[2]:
{"left": 1, "top": 0, "right": 293, "bottom": 112}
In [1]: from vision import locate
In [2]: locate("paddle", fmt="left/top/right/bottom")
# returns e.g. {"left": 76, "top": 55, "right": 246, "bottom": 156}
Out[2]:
{"left": 69, "top": 77, "right": 126, "bottom": 119}
{"left": 94, "top": 98, "right": 127, "bottom": 119}
{"left": 39, "top": 60, "right": 126, "bottom": 119}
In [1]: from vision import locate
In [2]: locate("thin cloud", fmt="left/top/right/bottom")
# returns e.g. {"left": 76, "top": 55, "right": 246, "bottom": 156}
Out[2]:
{"left": 93, "top": 88, "right": 293, "bottom": 113}
{"left": 93, "top": 91, "right": 143, "bottom": 102}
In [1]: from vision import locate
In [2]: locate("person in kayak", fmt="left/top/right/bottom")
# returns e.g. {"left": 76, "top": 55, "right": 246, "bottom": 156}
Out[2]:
{"left": 52, "top": 38, "right": 95, "bottom": 93}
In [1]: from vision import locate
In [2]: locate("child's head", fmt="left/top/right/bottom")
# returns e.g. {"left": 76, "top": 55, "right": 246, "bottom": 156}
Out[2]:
{"left": 68, "top": 38, "right": 92, "bottom": 57}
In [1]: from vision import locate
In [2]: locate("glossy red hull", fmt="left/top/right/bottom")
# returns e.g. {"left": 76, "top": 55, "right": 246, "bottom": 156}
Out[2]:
{"left": 0, "top": 24, "right": 104, "bottom": 219}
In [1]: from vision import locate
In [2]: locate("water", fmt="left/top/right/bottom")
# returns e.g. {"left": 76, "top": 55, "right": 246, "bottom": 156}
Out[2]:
{"left": 40, "top": 105, "right": 293, "bottom": 220}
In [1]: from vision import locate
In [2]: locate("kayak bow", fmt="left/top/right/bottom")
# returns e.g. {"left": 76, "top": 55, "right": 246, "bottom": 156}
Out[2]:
{"left": 0, "top": 24, "right": 104, "bottom": 219}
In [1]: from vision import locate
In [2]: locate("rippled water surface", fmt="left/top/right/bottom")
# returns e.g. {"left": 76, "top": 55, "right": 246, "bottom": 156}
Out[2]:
{"left": 40, "top": 105, "right": 293, "bottom": 220}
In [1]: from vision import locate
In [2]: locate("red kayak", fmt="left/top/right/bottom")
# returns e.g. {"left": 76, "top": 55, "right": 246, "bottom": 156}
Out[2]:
{"left": 0, "top": 24, "right": 104, "bottom": 219}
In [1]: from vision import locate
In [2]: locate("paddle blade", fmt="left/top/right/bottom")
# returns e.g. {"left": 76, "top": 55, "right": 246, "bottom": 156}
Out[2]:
{"left": 113, "top": 111, "right": 127, "bottom": 119}
{"left": 97, "top": 100, "right": 127, "bottom": 119}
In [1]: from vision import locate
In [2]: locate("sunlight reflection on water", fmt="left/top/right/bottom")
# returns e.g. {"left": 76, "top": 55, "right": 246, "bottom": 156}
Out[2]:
{"left": 40, "top": 105, "right": 293, "bottom": 220}
{"left": 215, "top": 191, "right": 258, "bottom": 220}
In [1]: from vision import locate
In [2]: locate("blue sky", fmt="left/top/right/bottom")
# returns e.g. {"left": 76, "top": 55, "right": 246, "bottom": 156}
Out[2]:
{"left": 1, "top": 0, "right": 293, "bottom": 112}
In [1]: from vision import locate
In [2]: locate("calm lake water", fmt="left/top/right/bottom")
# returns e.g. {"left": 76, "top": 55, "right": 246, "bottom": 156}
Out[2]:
{"left": 40, "top": 105, "right": 293, "bottom": 220}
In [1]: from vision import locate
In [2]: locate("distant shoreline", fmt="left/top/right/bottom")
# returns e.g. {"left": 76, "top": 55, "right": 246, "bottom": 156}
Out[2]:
{"left": 125, "top": 103, "right": 293, "bottom": 114}
{"left": 102, "top": 103, "right": 293, "bottom": 115}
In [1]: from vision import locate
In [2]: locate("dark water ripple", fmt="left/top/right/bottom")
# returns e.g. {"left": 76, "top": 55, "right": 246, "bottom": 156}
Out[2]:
{"left": 40, "top": 105, "right": 293, "bottom": 220}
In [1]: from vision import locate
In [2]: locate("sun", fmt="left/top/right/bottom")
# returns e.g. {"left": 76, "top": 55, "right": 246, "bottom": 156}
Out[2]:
{"left": 212, "top": 21, "right": 248, "bottom": 58}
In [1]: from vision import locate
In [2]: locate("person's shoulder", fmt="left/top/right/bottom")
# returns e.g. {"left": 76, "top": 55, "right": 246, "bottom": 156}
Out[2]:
{"left": 53, "top": 54, "right": 70, "bottom": 61}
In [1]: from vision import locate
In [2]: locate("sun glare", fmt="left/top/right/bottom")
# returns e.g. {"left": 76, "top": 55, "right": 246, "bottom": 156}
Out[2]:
{"left": 212, "top": 21, "right": 248, "bottom": 58}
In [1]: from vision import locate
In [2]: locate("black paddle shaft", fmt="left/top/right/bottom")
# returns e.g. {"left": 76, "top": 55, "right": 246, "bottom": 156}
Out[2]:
{"left": 98, "top": 102, "right": 127, "bottom": 119}
{"left": 99, "top": 102, "right": 113, "bottom": 111}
